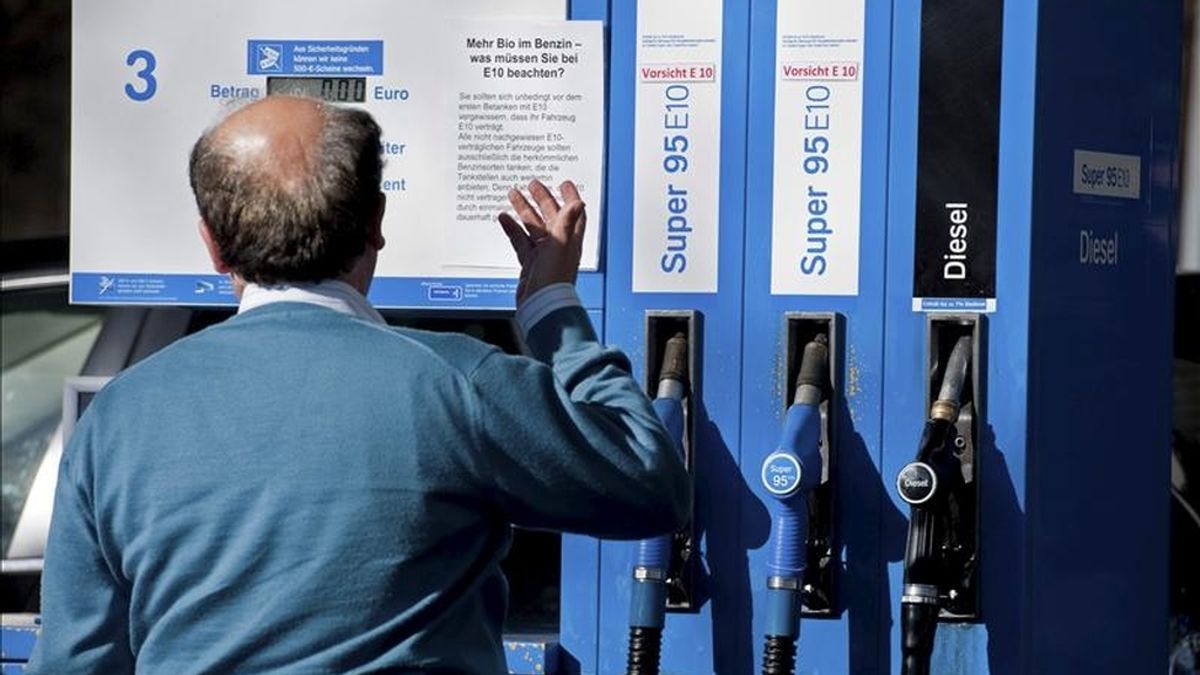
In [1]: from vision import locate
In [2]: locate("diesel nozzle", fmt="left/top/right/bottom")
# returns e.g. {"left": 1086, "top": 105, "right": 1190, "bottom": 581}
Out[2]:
{"left": 897, "top": 334, "right": 973, "bottom": 675}
{"left": 626, "top": 332, "right": 688, "bottom": 675}
{"left": 760, "top": 334, "right": 829, "bottom": 675}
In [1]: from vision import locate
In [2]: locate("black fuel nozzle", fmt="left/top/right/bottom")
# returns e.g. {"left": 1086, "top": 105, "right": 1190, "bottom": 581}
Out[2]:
{"left": 897, "top": 335, "right": 971, "bottom": 508}
{"left": 897, "top": 335, "right": 972, "bottom": 675}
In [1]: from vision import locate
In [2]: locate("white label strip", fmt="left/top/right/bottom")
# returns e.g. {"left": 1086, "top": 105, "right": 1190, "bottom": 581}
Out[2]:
{"left": 632, "top": 0, "right": 723, "bottom": 293}
{"left": 770, "top": 0, "right": 866, "bottom": 296}
{"left": 1073, "top": 149, "right": 1141, "bottom": 200}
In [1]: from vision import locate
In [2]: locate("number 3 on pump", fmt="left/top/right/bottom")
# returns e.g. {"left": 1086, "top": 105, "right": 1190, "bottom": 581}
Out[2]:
{"left": 125, "top": 49, "right": 158, "bottom": 101}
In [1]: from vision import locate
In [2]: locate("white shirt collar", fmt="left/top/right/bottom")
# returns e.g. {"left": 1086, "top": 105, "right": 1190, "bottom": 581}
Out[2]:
{"left": 238, "top": 280, "right": 386, "bottom": 325}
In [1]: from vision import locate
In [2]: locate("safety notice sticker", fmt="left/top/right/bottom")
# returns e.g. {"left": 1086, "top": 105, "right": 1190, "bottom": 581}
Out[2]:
{"left": 246, "top": 40, "right": 384, "bottom": 75}
{"left": 770, "top": 0, "right": 866, "bottom": 296}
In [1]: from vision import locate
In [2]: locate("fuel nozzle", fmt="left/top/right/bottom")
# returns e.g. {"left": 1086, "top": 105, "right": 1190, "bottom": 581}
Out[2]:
{"left": 627, "top": 333, "right": 689, "bottom": 675}
{"left": 760, "top": 334, "right": 829, "bottom": 675}
{"left": 792, "top": 333, "right": 829, "bottom": 407}
{"left": 897, "top": 335, "right": 972, "bottom": 675}
{"left": 655, "top": 333, "right": 689, "bottom": 402}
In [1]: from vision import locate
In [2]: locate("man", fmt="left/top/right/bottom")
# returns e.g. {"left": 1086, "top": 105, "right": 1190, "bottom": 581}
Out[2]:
{"left": 30, "top": 96, "right": 690, "bottom": 673}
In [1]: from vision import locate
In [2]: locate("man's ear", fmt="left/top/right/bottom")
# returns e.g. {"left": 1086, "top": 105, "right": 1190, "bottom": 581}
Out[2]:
{"left": 198, "top": 221, "right": 232, "bottom": 274}
{"left": 368, "top": 192, "right": 386, "bottom": 250}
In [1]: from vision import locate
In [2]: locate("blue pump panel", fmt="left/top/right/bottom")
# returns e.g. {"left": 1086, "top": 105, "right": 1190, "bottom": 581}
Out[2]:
{"left": 504, "top": 636, "right": 561, "bottom": 675}
{"left": 0, "top": 616, "right": 39, "bottom": 675}
{"left": 0, "top": 617, "right": 560, "bottom": 675}
{"left": 576, "top": 0, "right": 754, "bottom": 672}
{"left": 739, "top": 0, "right": 894, "bottom": 671}
{"left": 0, "top": 618, "right": 39, "bottom": 662}
{"left": 881, "top": 0, "right": 1182, "bottom": 672}
{"left": 555, "top": 2, "right": 609, "bottom": 671}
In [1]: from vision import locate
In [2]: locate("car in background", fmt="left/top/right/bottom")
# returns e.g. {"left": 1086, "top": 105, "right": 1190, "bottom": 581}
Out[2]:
{"left": 1, "top": 264, "right": 234, "bottom": 612}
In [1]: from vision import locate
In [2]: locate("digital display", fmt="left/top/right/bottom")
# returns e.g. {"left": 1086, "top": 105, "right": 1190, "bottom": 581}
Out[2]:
{"left": 266, "top": 77, "right": 367, "bottom": 103}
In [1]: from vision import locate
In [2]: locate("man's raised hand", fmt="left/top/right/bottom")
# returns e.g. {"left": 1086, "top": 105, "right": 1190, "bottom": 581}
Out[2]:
{"left": 498, "top": 179, "right": 587, "bottom": 305}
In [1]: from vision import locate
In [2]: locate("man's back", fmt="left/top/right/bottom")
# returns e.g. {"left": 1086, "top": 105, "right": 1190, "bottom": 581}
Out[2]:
{"left": 36, "top": 302, "right": 688, "bottom": 673}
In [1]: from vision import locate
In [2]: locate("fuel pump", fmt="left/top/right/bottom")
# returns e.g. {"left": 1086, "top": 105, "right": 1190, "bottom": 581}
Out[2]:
{"left": 759, "top": 334, "right": 829, "bottom": 675}
{"left": 896, "top": 334, "right": 974, "bottom": 675}
{"left": 625, "top": 333, "right": 689, "bottom": 675}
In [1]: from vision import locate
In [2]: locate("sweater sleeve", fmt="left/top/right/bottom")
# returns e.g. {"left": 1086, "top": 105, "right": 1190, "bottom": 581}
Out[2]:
{"left": 28, "top": 413, "right": 135, "bottom": 674}
{"left": 467, "top": 305, "right": 691, "bottom": 539}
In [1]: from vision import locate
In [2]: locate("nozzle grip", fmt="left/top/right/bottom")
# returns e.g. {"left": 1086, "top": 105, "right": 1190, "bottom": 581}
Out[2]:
{"left": 658, "top": 333, "right": 689, "bottom": 386}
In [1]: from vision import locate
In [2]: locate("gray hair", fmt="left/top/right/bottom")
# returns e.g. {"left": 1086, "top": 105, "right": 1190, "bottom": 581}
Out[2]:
{"left": 188, "top": 100, "right": 383, "bottom": 284}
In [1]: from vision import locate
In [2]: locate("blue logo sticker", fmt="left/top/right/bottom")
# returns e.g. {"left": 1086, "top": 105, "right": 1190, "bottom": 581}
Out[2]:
{"left": 247, "top": 40, "right": 385, "bottom": 76}
{"left": 257, "top": 44, "right": 283, "bottom": 72}
{"left": 762, "top": 451, "right": 803, "bottom": 497}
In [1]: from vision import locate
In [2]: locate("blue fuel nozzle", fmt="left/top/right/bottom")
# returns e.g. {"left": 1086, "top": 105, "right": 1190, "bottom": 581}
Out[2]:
{"left": 627, "top": 334, "right": 689, "bottom": 674}
{"left": 761, "top": 334, "right": 828, "bottom": 644}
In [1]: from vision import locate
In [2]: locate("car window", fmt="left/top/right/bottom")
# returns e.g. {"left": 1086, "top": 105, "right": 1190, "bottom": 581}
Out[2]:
{"left": 1, "top": 286, "right": 103, "bottom": 555}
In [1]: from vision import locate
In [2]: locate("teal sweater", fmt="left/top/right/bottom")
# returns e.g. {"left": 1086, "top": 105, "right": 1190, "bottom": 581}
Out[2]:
{"left": 30, "top": 303, "right": 690, "bottom": 674}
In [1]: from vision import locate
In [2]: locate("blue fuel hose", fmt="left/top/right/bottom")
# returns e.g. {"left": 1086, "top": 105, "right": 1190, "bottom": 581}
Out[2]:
{"left": 760, "top": 335, "right": 828, "bottom": 675}
{"left": 627, "top": 334, "right": 688, "bottom": 675}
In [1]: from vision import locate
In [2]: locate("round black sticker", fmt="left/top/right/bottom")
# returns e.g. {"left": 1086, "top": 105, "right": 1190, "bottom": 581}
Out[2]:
{"left": 896, "top": 462, "right": 937, "bottom": 505}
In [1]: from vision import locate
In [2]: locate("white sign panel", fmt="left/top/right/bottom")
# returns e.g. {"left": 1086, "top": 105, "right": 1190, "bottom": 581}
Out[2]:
{"left": 1073, "top": 150, "right": 1142, "bottom": 200}
{"left": 631, "top": 0, "right": 723, "bottom": 293}
{"left": 70, "top": 0, "right": 603, "bottom": 306}
{"left": 770, "top": 0, "right": 866, "bottom": 296}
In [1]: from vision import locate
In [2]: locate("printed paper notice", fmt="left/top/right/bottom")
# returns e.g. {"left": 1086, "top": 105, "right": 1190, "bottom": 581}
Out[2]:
{"left": 771, "top": 0, "right": 865, "bottom": 295}
{"left": 447, "top": 21, "right": 604, "bottom": 270}
{"left": 631, "top": 0, "right": 723, "bottom": 293}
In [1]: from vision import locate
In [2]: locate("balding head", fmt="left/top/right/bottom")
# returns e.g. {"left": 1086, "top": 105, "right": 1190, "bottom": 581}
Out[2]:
{"left": 189, "top": 95, "right": 384, "bottom": 285}
{"left": 212, "top": 96, "right": 325, "bottom": 192}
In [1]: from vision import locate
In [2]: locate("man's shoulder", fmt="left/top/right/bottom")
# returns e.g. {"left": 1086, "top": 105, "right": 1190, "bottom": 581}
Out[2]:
{"left": 382, "top": 324, "right": 505, "bottom": 375}
{"left": 113, "top": 305, "right": 506, "bottom": 387}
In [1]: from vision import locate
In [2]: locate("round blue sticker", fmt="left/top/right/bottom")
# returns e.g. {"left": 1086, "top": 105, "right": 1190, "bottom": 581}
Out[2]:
{"left": 761, "top": 451, "right": 803, "bottom": 497}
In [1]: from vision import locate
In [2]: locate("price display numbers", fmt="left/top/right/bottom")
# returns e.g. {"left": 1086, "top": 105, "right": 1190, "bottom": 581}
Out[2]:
{"left": 266, "top": 77, "right": 367, "bottom": 103}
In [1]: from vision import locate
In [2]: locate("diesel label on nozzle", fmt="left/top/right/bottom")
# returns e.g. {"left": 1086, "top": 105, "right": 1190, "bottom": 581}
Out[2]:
{"left": 896, "top": 462, "right": 937, "bottom": 505}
